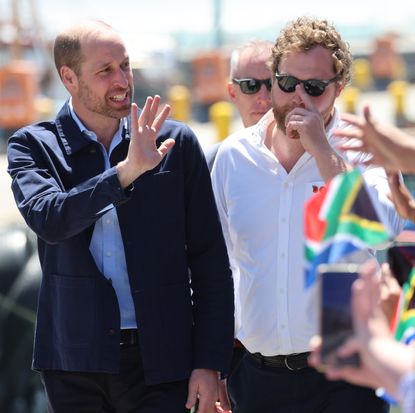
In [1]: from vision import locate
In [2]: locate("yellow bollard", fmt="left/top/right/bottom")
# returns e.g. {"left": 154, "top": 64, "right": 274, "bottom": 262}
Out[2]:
{"left": 342, "top": 86, "right": 360, "bottom": 114}
{"left": 168, "top": 85, "right": 190, "bottom": 122}
{"left": 353, "top": 58, "right": 372, "bottom": 90}
{"left": 209, "top": 101, "right": 233, "bottom": 142}
{"left": 34, "top": 97, "right": 54, "bottom": 121}
{"left": 388, "top": 80, "right": 409, "bottom": 127}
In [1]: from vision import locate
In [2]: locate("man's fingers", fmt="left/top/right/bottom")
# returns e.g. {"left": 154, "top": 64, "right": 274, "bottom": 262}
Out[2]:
{"left": 340, "top": 112, "right": 365, "bottom": 128}
{"left": 388, "top": 173, "right": 407, "bottom": 202}
{"left": 217, "top": 380, "right": 231, "bottom": 412}
{"left": 388, "top": 173, "right": 415, "bottom": 220}
{"left": 148, "top": 95, "right": 161, "bottom": 125}
{"left": 138, "top": 96, "right": 153, "bottom": 127}
{"left": 185, "top": 382, "right": 197, "bottom": 409}
{"left": 325, "top": 365, "right": 361, "bottom": 382}
{"left": 308, "top": 335, "right": 322, "bottom": 367}
{"left": 130, "top": 103, "right": 139, "bottom": 136}
{"left": 332, "top": 127, "right": 362, "bottom": 140}
{"left": 153, "top": 104, "right": 171, "bottom": 132}
{"left": 336, "top": 144, "right": 363, "bottom": 153}
{"left": 336, "top": 337, "right": 360, "bottom": 358}
{"left": 158, "top": 138, "right": 175, "bottom": 157}
{"left": 363, "top": 105, "right": 374, "bottom": 127}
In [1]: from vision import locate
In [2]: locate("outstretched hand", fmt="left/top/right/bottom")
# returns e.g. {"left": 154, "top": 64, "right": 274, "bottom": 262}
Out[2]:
{"left": 334, "top": 105, "right": 415, "bottom": 173}
{"left": 116, "top": 96, "right": 175, "bottom": 188}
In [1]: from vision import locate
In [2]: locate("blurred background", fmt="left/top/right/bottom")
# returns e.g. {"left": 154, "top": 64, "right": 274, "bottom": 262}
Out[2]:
{"left": 1, "top": 0, "right": 415, "bottom": 411}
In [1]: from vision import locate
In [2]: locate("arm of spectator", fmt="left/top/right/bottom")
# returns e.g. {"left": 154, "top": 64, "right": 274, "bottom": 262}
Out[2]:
{"left": 334, "top": 105, "right": 415, "bottom": 174}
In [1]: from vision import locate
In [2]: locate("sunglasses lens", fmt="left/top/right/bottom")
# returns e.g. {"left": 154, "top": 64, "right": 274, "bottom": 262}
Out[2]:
{"left": 304, "top": 80, "right": 326, "bottom": 97}
{"left": 276, "top": 74, "right": 333, "bottom": 97}
{"left": 240, "top": 79, "right": 260, "bottom": 94}
{"left": 264, "top": 79, "right": 272, "bottom": 92}
{"left": 277, "top": 76, "right": 298, "bottom": 93}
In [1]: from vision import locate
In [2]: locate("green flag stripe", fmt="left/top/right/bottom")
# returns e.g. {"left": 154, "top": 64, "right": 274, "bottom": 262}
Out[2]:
{"left": 324, "top": 170, "right": 362, "bottom": 239}
{"left": 395, "top": 268, "right": 415, "bottom": 342}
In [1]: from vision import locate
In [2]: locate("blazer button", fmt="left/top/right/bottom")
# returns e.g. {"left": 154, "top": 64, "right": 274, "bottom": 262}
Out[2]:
{"left": 108, "top": 329, "right": 116, "bottom": 336}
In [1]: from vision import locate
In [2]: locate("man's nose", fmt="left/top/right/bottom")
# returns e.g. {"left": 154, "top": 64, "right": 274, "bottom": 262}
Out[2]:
{"left": 256, "top": 85, "right": 271, "bottom": 105}
{"left": 113, "top": 68, "right": 129, "bottom": 88}
{"left": 291, "top": 84, "right": 305, "bottom": 106}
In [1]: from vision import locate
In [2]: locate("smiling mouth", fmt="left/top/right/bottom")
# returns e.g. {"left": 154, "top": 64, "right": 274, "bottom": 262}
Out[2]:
{"left": 109, "top": 91, "right": 129, "bottom": 102}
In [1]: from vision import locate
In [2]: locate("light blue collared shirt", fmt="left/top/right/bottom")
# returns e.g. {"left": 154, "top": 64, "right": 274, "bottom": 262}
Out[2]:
{"left": 69, "top": 100, "right": 137, "bottom": 329}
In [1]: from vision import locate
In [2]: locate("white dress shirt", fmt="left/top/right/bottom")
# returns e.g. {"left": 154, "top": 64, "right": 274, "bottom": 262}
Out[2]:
{"left": 211, "top": 108, "right": 403, "bottom": 356}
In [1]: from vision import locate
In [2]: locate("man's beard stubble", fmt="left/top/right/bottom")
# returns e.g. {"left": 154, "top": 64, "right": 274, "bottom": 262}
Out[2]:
{"left": 78, "top": 79, "right": 134, "bottom": 120}
{"left": 272, "top": 103, "right": 293, "bottom": 135}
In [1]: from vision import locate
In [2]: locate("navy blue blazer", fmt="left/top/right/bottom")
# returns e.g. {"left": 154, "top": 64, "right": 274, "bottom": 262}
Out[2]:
{"left": 7, "top": 102, "right": 234, "bottom": 385}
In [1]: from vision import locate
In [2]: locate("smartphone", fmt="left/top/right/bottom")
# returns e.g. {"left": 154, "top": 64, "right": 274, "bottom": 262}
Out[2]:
{"left": 387, "top": 243, "right": 415, "bottom": 286}
{"left": 318, "top": 263, "right": 361, "bottom": 368}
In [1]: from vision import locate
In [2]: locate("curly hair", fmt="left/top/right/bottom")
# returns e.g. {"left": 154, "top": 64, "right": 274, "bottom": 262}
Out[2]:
{"left": 271, "top": 16, "right": 353, "bottom": 84}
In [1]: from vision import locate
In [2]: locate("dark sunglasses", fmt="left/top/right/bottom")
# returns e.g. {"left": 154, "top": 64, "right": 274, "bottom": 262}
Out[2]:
{"left": 275, "top": 73, "right": 339, "bottom": 97}
{"left": 232, "top": 78, "right": 272, "bottom": 94}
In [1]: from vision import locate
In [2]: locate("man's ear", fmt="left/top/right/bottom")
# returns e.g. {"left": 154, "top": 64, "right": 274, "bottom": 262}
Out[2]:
{"left": 336, "top": 81, "right": 345, "bottom": 98}
{"left": 60, "top": 66, "right": 78, "bottom": 93}
{"left": 227, "top": 81, "right": 237, "bottom": 102}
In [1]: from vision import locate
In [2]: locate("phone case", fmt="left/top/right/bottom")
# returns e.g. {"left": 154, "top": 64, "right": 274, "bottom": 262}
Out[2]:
{"left": 318, "top": 263, "right": 361, "bottom": 367}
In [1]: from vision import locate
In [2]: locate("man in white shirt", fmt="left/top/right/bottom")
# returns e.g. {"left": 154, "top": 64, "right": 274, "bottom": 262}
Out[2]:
{"left": 211, "top": 16, "right": 403, "bottom": 413}
{"left": 205, "top": 40, "right": 273, "bottom": 171}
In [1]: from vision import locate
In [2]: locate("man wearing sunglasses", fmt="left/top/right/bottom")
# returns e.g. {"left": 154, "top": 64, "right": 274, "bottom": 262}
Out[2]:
{"left": 211, "top": 16, "right": 403, "bottom": 413}
{"left": 205, "top": 40, "right": 272, "bottom": 171}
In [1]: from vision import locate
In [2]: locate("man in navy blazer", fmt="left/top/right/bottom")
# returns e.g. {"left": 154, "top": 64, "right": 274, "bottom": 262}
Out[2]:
{"left": 7, "top": 20, "right": 234, "bottom": 413}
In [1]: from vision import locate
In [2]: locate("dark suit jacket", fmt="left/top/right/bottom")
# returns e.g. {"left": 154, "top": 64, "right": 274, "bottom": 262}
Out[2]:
{"left": 7, "top": 102, "right": 234, "bottom": 385}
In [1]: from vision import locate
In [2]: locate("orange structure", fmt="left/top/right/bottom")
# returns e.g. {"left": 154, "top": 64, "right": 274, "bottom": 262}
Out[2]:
{"left": 369, "top": 34, "right": 406, "bottom": 90}
{"left": 0, "top": 60, "right": 38, "bottom": 129}
{"left": 192, "top": 50, "right": 229, "bottom": 105}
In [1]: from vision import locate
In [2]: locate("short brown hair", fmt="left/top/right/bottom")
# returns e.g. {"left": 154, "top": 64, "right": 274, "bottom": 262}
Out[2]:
{"left": 271, "top": 16, "right": 353, "bottom": 84}
{"left": 53, "top": 20, "right": 113, "bottom": 77}
{"left": 53, "top": 32, "right": 83, "bottom": 76}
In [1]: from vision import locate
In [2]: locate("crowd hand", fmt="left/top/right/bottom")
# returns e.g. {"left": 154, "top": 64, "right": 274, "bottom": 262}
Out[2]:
{"left": 308, "top": 335, "right": 384, "bottom": 390}
{"left": 380, "top": 262, "right": 402, "bottom": 325}
{"left": 116, "top": 96, "right": 175, "bottom": 189}
{"left": 186, "top": 369, "right": 222, "bottom": 413}
{"left": 352, "top": 262, "right": 415, "bottom": 397}
{"left": 309, "top": 261, "right": 391, "bottom": 389}
{"left": 387, "top": 171, "right": 415, "bottom": 223}
{"left": 310, "top": 261, "right": 412, "bottom": 397}
{"left": 334, "top": 105, "right": 414, "bottom": 173}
